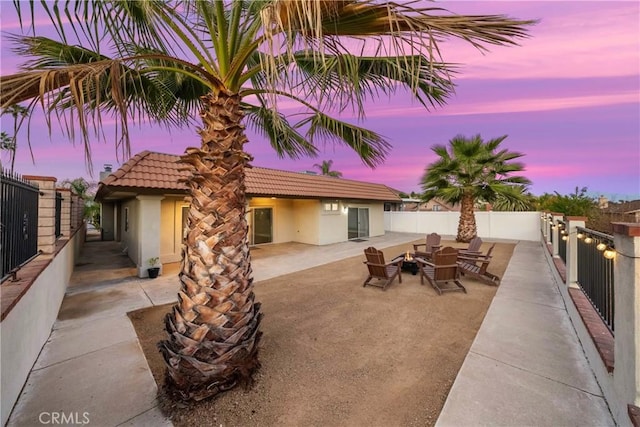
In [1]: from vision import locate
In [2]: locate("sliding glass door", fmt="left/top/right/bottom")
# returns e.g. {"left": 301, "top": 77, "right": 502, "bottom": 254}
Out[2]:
{"left": 247, "top": 207, "right": 273, "bottom": 245}
{"left": 348, "top": 207, "right": 369, "bottom": 240}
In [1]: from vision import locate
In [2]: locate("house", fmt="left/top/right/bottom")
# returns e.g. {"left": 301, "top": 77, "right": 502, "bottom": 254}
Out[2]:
{"left": 397, "top": 198, "right": 459, "bottom": 212}
{"left": 95, "top": 151, "right": 400, "bottom": 277}
{"left": 600, "top": 198, "right": 640, "bottom": 222}
{"left": 383, "top": 188, "right": 458, "bottom": 212}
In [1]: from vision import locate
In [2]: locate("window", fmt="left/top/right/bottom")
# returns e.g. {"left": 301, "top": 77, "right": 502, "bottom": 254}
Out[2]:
{"left": 323, "top": 201, "right": 339, "bottom": 212}
{"left": 124, "top": 207, "right": 129, "bottom": 231}
{"left": 432, "top": 205, "right": 441, "bottom": 212}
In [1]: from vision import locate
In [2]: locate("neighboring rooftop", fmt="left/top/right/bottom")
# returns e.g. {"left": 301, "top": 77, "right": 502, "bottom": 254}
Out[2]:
{"left": 96, "top": 151, "right": 400, "bottom": 202}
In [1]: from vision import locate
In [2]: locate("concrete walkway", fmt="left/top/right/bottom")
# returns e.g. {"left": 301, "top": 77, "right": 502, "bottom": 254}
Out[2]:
{"left": 436, "top": 240, "right": 615, "bottom": 426}
{"left": 6, "top": 235, "right": 615, "bottom": 426}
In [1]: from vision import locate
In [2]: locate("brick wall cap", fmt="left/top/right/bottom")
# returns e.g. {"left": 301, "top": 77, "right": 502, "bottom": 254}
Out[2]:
{"left": 56, "top": 188, "right": 72, "bottom": 192}
{"left": 612, "top": 222, "right": 640, "bottom": 237}
{"left": 23, "top": 175, "right": 57, "bottom": 182}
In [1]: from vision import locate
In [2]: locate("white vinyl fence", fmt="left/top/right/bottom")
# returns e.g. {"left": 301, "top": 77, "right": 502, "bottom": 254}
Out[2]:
{"left": 384, "top": 211, "right": 541, "bottom": 241}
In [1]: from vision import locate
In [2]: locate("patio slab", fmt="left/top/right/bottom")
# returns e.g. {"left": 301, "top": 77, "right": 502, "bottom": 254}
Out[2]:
{"left": 436, "top": 352, "right": 614, "bottom": 427}
{"left": 54, "top": 281, "right": 152, "bottom": 328}
{"left": 118, "top": 405, "right": 173, "bottom": 427}
{"left": 471, "top": 296, "right": 602, "bottom": 394}
{"left": 34, "top": 315, "right": 136, "bottom": 370}
{"left": 8, "top": 340, "right": 161, "bottom": 427}
{"left": 436, "top": 240, "right": 615, "bottom": 427}
{"left": 492, "top": 277, "right": 565, "bottom": 309}
{"left": 139, "top": 276, "right": 179, "bottom": 306}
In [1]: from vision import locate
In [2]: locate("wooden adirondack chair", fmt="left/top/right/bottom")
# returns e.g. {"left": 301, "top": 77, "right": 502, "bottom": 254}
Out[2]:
{"left": 363, "top": 247, "right": 403, "bottom": 291}
{"left": 458, "top": 236, "right": 483, "bottom": 257}
{"left": 416, "top": 247, "right": 466, "bottom": 295}
{"left": 413, "top": 232, "right": 442, "bottom": 260}
{"left": 457, "top": 244, "right": 501, "bottom": 286}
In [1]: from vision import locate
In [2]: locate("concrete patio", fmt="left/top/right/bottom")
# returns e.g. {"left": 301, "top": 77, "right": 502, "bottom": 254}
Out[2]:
{"left": 5, "top": 232, "right": 615, "bottom": 426}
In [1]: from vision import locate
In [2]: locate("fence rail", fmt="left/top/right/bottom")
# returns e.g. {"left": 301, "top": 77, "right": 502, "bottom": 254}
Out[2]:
{"left": 557, "top": 220, "right": 567, "bottom": 264}
{"left": 576, "top": 226, "right": 615, "bottom": 333}
{"left": 55, "top": 192, "right": 62, "bottom": 237}
{"left": 1, "top": 169, "right": 40, "bottom": 280}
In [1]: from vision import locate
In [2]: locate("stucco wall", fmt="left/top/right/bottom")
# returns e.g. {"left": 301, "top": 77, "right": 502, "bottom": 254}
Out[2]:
{"left": 368, "top": 202, "right": 385, "bottom": 237}
{"left": 293, "top": 199, "right": 320, "bottom": 245}
{"left": 384, "top": 211, "right": 541, "bottom": 241}
{"left": 318, "top": 203, "right": 346, "bottom": 245}
{"left": 273, "top": 199, "right": 295, "bottom": 243}
{"left": 0, "top": 229, "right": 84, "bottom": 426}
{"left": 247, "top": 199, "right": 387, "bottom": 246}
{"left": 120, "top": 199, "right": 139, "bottom": 264}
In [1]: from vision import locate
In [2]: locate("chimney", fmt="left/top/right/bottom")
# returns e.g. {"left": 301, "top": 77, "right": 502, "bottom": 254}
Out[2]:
{"left": 99, "top": 164, "right": 113, "bottom": 182}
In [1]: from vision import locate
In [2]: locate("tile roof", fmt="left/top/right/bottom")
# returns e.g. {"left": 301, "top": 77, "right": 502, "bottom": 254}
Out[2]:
{"left": 97, "top": 151, "right": 400, "bottom": 202}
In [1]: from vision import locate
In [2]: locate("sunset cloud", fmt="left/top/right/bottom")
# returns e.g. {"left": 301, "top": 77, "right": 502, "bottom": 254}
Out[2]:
{"left": 0, "top": 1, "right": 638, "bottom": 199}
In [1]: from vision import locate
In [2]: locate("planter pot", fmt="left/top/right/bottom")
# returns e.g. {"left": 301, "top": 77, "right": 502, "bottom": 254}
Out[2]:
{"left": 148, "top": 267, "right": 160, "bottom": 279}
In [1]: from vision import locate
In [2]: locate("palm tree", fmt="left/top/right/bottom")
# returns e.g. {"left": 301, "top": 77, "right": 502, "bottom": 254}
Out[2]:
{"left": 491, "top": 185, "right": 536, "bottom": 211}
{"left": 0, "top": 1, "right": 533, "bottom": 402}
{"left": 0, "top": 132, "right": 16, "bottom": 169}
{"left": 61, "top": 177, "right": 101, "bottom": 228}
{"left": 313, "top": 159, "right": 342, "bottom": 178}
{"left": 421, "top": 134, "right": 531, "bottom": 242}
{"left": 1, "top": 103, "right": 29, "bottom": 173}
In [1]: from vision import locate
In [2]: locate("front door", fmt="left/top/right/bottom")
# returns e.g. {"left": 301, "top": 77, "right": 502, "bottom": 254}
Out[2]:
{"left": 348, "top": 207, "right": 369, "bottom": 240}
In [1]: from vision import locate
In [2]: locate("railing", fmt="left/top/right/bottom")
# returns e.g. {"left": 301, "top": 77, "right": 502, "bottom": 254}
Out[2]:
{"left": 557, "top": 220, "right": 567, "bottom": 264}
{"left": 576, "top": 227, "right": 615, "bottom": 333}
{"left": 1, "top": 169, "right": 40, "bottom": 280}
{"left": 55, "top": 191, "right": 62, "bottom": 237}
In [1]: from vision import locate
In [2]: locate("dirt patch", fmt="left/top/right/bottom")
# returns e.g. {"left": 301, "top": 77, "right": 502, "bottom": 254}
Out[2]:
{"left": 128, "top": 240, "right": 515, "bottom": 426}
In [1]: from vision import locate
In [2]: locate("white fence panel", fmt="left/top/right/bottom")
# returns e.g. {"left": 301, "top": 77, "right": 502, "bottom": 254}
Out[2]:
{"left": 384, "top": 211, "right": 540, "bottom": 241}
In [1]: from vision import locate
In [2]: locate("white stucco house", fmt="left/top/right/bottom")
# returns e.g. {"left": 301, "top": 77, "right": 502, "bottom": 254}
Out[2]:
{"left": 95, "top": 151, "right": 400, "bottom": 277}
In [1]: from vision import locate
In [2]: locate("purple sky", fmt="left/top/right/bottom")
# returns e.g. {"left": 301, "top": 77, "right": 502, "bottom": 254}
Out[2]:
{"left": 1, "top": 1, "right": 639, "bottom": 200}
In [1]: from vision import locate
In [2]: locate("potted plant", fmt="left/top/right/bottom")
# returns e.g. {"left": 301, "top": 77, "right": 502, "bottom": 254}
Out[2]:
{"left": 147, "top": 257, "right": 161, "bottom": 279}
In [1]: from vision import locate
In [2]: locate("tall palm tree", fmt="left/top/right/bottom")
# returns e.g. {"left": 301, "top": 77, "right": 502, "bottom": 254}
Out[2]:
{"left": 313, "top": 159, "right": 342, "bottom": 178}
{"left": 1, "top": 103, "right": 29, "bottom": 173}
{"left": 421, "top": 134, "right": 531, "bottom": 242}
{"left": 0, "top": 1, "right": 533, "bottom": 401}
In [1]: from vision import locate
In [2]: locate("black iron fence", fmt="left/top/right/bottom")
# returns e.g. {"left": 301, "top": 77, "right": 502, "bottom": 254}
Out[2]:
{"left": 577, "top": 226, "right": 615, "bottom": 333}
{"left": 55, "top": 192, "right": 62, "bottom": 237}
{"left": 557, "top": 220, "right": 567, "bottom": 264}
{"left": 1, "top": 169, "right": 40, "bottom": 280}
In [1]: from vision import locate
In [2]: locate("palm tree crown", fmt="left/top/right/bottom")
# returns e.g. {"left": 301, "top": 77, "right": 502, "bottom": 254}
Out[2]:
{"left": 1, "top": 1, "right": 534, "bottom": 403}
{"left": 313, "top": 159, "right": 342, "bottom": 178}
{"left": 421, "top": 134, "right": 531, "bottom": 241}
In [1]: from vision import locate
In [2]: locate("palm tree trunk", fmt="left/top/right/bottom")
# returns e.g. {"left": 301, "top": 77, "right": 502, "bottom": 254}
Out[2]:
{"left": 159, "top": 90, "right": 263, "bottom": 402}
{"left": 10, "top": 119, "right": 18, "bottom": 173}
{"left": 457, "top": 192, "right": 477, "bottom": 242}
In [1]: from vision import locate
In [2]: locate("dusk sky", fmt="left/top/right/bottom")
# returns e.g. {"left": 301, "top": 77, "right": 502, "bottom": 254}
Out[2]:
{"left": 1, "top": 1, "right": 639, "bottom": 200}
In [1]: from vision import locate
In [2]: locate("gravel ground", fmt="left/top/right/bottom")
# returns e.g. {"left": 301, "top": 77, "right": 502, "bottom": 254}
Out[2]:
{"left": 129, "top": 240, "right": 515, "bottom": 427}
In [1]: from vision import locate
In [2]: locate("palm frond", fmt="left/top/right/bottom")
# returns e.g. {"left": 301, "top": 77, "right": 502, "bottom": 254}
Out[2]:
{"left": 242, "top": 102, "right": 318, "bottom": 159}
{"left": 296, "top": 111, "right": 390, "bottom": 167}
{"left": 1, "top": 35, "right": 219, "bottom": 172}
{"left": 291, "top": 53, "right": 456, "bottom": 115}
{"left": 260, "top": 0, "right": 535, "bottom": 99}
